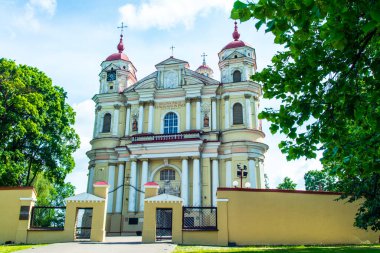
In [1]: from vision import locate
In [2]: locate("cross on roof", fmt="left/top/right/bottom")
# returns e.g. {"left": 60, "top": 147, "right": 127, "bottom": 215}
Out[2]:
{"left": 201, "top": 52, "right": 207, "bottom": 65}
{"left": 117, "top": 22, "right": 127, "bottom": 36}
{"left": 170, "top": 45, "right": 175, "bottom": 57}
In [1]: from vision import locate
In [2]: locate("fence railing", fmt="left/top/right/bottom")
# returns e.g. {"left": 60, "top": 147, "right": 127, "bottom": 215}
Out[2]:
{"left": 182, "top": 207, "right": 217, "bottom": 231}
{"left": 30, "top": 206, "right": 66, "bottom": 230}
{"left": 131, "top": 132, "right": 201, "bottom": 143}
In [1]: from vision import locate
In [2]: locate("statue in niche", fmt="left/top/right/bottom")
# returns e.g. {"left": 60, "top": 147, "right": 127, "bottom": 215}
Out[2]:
{"left": 132, "top": 118, "right": 138, "bottom": 131}
{"left": 203, "top": 114, "right": 209, "bottom": 128}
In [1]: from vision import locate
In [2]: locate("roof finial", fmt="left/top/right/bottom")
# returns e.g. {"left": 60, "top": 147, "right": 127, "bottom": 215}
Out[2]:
{"left": 201, "top": 52, "right": 207, "bottom": 65}
{"left": 170, "top": 45, "right": 175, "bottom": 57}
{"left": 232, "top": 21, "right": 240, "bottom": 41}
{"left": 117, "top": 22, "right": 127, "bottom": 53}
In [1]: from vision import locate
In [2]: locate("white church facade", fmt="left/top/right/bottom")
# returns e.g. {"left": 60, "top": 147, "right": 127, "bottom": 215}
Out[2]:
{"left": 86, "top": 22, "right": 268, "bottom": 234}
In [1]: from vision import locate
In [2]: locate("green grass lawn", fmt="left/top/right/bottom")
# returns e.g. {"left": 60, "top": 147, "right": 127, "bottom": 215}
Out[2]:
{"left": 173, "top": 245, "right": 380, "bottom": 253}
{"left": 0, "top": 245, "right": 44, "bottom": 253}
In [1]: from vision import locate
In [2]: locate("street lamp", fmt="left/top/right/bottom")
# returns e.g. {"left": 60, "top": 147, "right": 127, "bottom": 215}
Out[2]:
{"left": 232, "top": 180, "right": 239, "bottom": 188}
{"left": 236, "top": 163, "right": 248, "bottom": 188}
{"left": 244, "top": 182, "right": 251, "bottom": 188}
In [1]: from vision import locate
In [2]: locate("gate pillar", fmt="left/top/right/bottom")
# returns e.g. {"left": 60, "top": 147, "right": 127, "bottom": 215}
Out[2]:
{"left": 142, "top": 182, "right": 183, "bottom": 244}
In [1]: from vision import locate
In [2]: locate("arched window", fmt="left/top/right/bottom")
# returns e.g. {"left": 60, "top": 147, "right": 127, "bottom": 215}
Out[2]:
{"left": 233, "top": 70, "right": 242, "bottom": 82}
{"left": 160, "top": 169, "right": 175, "bottom": 181}
{"left": 102, "top": 113, "right": 111, "bottom": 132}
{"left": 164, "top": 112, "right": 178, "bottom": 134}
{"left": 233, "top": 103, "right": 243, "bottom": 125}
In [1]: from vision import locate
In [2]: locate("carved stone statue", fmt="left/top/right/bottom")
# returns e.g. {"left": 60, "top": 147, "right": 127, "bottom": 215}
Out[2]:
{"left": 204, "top": 114, "right": 209, "bottom": 128}
{"left": 132, "top": 118, "right": 138, "bottom": 131}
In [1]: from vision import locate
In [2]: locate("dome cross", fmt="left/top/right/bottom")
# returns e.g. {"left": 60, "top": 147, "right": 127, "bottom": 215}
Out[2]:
{"left": 201, "top": 52, "right": 207, "bottom": 65}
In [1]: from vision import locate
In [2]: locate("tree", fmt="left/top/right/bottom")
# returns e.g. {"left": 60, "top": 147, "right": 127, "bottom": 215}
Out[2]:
{"left": 0, "top": 58, "right": 80, "bottom": 188}
{"left": 264, "top": 173, "right": 270, "bottom": 189}
{"left": 277, "top": 176, "right": 297, "bottom": 190}
{"left": 231, "top": 0, "right": 380, "bottom": 230}
{"left": 304, "top": 170, "right": 339, "bottom": 192}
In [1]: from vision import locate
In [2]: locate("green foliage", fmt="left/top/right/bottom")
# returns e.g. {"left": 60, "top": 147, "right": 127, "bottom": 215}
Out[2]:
{"left": 277, "top": 176, "right": 297, "bottom": 190}
{"left": 232, "top": 0, "right": 380, "bottom": 231}
{"left": 0, "top": 58, "right": 80, "bottom": 188}
{"left": 264, "top": 173, "right": 270, "bottom": 189}
{"left": 304, "top": 170, "right": 340, "bottom": 192}
{"left": 33, "top": 174, "right": 75, "bottom": 206}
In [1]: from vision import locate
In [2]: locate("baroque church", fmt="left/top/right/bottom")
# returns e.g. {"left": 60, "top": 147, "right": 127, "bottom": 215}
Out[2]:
{"left": 86, "top": 22, "right": 268, "bottom": 234}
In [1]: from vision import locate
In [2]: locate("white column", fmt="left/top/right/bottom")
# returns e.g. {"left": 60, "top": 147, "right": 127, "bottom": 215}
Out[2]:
{"left": 112, "top": 105, "right": 120, "bottom": 135}
{"left": 225, "top": 160, "right": 232, "bottom": 187}
{"left": 196, "top": 98, "right": 201, "bottom": 129}
{"left": 224, "top": 96, "right": 230, "bottom": 129}
{"left": 248, "top": 159, "right": 257, "bottom": 188}
{"left": 211, "top": 98, "right": 217, "bottom": 130}
{"left": 181, "top": 158, "right": 189, "bottom": 206}
{"left": 212, "top": 159, "right": 219, "bottom": 206}
{"left": 148, "top": 102, "right": 154, "bottom": 133}
{"left": 96, "top": 107, "right": 102, "bottom": 135}
{"left": 128, "top": 160, "right": 137, "bottom": 212}
{"left": 138, "top": 103, "right": 144, "bottom": 134}
{"left": 185, "top": 99, "right": 191, "bottom": 131}
{"left": 107, "top": 165, "right": 116, "bottom": 213}
{"left": 125, "top": 105, "right": 131, "bottom": 136}
{"left": 192, "top": 158, "right": 201, "bottom": 206}
{"left": 139, "top": 160, "right": 149, "bottom": 211}
{"left": 254, "top": 98, "right": 259, "bottom": 129}
{"left": 115, "top": 163, "right": 125, "bottom": 213}
{"left": 245, "top": 95, "right": 253, "bottom": 129}
{"left": 93, "top": 110, "right": 98, "bottom": 137}
{"left": 259, "top": 160, "right": 265, "bottom": 189}
{"left": 87, "top": 167, "right": 95, "bottom": 193}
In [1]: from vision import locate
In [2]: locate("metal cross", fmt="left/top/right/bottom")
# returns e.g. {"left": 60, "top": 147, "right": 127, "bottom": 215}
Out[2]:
{"left": 170, "top": 45, "right": 175, "bottom": 57}
{"left": 201, "top": 52, "right": 207, "bottom": 65}
{"left": 117, "top": 22, "right": 127, "bottom": 36}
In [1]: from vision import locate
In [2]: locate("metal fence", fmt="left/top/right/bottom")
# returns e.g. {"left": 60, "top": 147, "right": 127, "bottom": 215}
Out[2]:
{"left": 182, "top": 207, "right": 217, "bottom": 230}
{"left": 30, "top": 206, "right": 66, "bottom": 230}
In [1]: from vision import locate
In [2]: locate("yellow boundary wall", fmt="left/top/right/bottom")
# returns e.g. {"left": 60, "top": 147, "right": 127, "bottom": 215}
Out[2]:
{"left": 142, "top": 187, "right": 379, "bottom": 246}
{"left": 0, "top": 183, "right": 108, "bottom": 244}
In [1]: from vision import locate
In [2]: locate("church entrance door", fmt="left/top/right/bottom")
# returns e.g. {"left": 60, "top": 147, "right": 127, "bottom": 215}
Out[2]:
{"left": 156, "top": 208, "right": 173, "bottom": 241}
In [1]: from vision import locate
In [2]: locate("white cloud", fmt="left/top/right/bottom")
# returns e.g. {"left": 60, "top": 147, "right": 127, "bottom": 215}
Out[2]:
{"left": 119, "top": 0, "right": 235, "bottom": 30}
{"left": 16, "top": 0, "right": 57, "bottom": 30}
{"left": 30, "top": 0, "right": 57, "bottom": 16}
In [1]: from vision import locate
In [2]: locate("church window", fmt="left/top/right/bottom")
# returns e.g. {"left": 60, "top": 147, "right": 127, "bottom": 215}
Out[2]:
{"left": 110, "top": 86, "right": 113, "bottom": 90}
{"left": 163, "top": 112, "right": 178, "bottom": 134}
{"left": 233, "top": 70, "right": 242, "bottom": 82}
{"left": 234, "top": 55, "right": 237, "bottom": 58}
{"left": 233, "top": 103, "right": 243, "bottom": 125}
{"left": 102, "top": 113, "right": 111, "bottom": 132}
{"left": 160, "top": 169, "right": 175, "bottom": 181}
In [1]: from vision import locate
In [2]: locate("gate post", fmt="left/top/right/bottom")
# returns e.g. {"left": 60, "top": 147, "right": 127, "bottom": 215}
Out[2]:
{"left": 142, "top": 182, "right": 160, "bottom": 243}
{"left": 91, "top": 181, "right": 109, "bottom": 242}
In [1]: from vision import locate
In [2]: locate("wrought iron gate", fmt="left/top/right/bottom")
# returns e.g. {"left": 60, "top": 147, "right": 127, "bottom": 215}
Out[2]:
{"left": 156, "top": 208, "right": 173, "bottom": 241}
{"left": 75, "top": 208, "right": 93, "bottom": 240}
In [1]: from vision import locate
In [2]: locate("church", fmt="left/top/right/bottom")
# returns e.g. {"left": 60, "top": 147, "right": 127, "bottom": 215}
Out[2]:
{"left": 86, "top": 22, "right": 268, "bottom": 235}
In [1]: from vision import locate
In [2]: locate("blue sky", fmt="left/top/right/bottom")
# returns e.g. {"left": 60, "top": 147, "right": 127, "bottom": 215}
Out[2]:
{"left": 0, "top": 0, "right": 322, "bottom": 193}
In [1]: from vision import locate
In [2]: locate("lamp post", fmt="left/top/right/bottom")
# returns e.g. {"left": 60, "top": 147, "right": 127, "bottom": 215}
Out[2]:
{"left": 236, "top": 163, "right": 248, "bottom": 188}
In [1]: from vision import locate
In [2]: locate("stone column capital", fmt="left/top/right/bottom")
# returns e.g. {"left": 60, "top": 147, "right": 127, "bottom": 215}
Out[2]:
{"left": 244, "top": 94, "right": 252, "bottom": 99}
{"left": 114, "top": 104, "right": 121, "bottom": 110}
{"left": 180, "top": 156, "right": 189, "bottom": 161}
{"left": 185, "top": 97, "right": 192, "bottom": 102}
{"left": 223, "top": 95, "right": 230, "bottom": 100}
{"left": 96, "top": 105, "right": 102, "bottom": 112}
{"left": 211, "top": 97, "right": 217, "bottom": 101}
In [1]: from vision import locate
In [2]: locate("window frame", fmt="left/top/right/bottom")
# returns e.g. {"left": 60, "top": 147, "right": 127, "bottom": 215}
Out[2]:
{"left": 163, "top": 112, "right": 179, "bottom": 134}
{"left": 102, "top": 113, "right": 112, "bottom": 133}
{"left": 232, "top": 102, "right": 244, "bottom": 125}
{"left": 233, "top": 70, "right": 242, "bottom": 82}
{"left": 160, "top": 169, "right": 176, "bottom": 181}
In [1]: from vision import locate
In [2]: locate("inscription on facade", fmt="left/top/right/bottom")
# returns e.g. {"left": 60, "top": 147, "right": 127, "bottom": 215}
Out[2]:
{"left": 156, "top": 101, "right": 185, "bottom": 109}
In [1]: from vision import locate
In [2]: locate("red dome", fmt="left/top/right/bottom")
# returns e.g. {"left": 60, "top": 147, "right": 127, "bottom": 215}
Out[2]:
{"left": 105, "top": 53, "right": 129, "bottom": 61}
{"left": 222, "top": 40, "right": 247, "bottom": 50}
{"left": 196, "top": 64, "right": 212, "bottom": 71}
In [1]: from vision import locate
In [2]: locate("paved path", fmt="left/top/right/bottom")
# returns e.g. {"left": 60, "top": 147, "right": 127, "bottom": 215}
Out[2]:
{"left": 19, "top": 236, "right": 177, "bottom": 253}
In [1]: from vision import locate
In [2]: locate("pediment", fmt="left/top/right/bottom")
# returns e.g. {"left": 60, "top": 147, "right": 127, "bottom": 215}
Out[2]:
{"left": 184, "top": 69, "right": 219, "bottom": 86}
{"left": 155, "top": 57, "right": 189, "bottom": 68}
{"left": 124, "top": 72, "right": 157, "bottom": 92}
{"left": 225, "top": 50, "right": 246, "bottom": 60}
{"left": 145, "top": 194, "right": 183, "bottom": 203}
{"left": 65, "top": 192, "right": 105, "bottom": 203}
{"left": 101, "top": 62, "right": 121, "bottom": 72}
